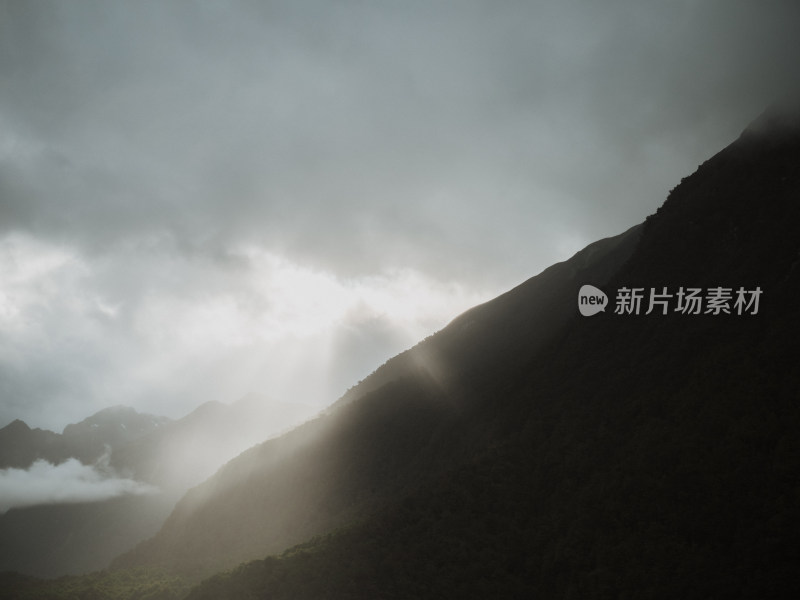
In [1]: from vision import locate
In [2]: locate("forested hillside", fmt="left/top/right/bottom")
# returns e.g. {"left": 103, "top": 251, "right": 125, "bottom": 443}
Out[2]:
{"left": 183, "top": 105, "right": 800, "bottom": 598}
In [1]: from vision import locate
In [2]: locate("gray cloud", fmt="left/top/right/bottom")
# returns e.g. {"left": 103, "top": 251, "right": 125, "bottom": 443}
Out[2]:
{"left": 3, "top": 1, "right": 798, "bottom": 275}
{"left": 1, "top": 1, "right": 799, "bottom": 429}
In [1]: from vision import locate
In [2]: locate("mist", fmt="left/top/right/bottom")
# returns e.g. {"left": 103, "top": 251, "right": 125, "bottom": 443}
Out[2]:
{"left": 0, "top": 455, "right": 157, "bottom": 514}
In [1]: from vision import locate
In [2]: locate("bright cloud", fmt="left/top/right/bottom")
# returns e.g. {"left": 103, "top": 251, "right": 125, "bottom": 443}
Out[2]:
{"left": 0, "top": 458, "right": 157, "bottom": 514}
{"left": 0, "top": 233, "right": 491, "bottom": 430}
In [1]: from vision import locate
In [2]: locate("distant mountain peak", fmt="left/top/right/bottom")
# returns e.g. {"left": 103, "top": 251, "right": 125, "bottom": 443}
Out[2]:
{"left": 1, "top": 419, "right": 31, "bottom": 434}
{"left": 65, "top": 405, "right": 169, "bottom": 426}
{"left": 0, "top": 419, "right": 62, "bottom": 470}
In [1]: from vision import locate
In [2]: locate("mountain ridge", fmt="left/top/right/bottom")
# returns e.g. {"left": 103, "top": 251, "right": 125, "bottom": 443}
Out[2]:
{"left": 178, "top": 105, "right": 800, "bottom": 598}
{"left": 113, "top": 221, "right": 643, "bottom": 578}
{"left": 121, "top": 106, "right": 800, "bottom": 596}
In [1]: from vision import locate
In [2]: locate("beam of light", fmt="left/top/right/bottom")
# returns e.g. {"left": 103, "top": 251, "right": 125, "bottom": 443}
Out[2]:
{"left": 0, "top": 233, "right": 495, "bottom": 430}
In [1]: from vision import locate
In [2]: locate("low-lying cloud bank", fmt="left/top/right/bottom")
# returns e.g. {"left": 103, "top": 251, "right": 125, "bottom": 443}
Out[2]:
{"left": 0, "top": 457, "right": 157, "bottom": 514}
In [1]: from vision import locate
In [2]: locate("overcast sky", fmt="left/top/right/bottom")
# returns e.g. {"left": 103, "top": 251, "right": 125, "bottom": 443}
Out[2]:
{"left": 1, "top": 0, "right": 799, "bottom": 431}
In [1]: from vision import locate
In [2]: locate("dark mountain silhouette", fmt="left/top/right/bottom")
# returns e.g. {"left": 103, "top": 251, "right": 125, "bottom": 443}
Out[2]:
{"left": 0, "top": 420, "right": 65, "bottom": 470}
{"left": 112, "top": 225, "right": 641, "bottom": 579}
{"left": 0, "top": 397, "right": 315, "bottom": 578}
{"left": 121, "top": 104, "right": 800, "bottom": 598}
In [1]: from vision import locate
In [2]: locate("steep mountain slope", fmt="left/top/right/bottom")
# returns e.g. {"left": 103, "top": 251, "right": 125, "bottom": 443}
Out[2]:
{"left": 114, "top": 225, "right": 641, "bottom": 577}
{"left": 180, "top": 105, "right": 800, "bottom": 598}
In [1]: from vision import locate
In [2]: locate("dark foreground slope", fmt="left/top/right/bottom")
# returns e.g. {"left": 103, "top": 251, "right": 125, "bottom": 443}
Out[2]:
{"left": 182, "top": 108, "right": 800, "bottom": 598}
